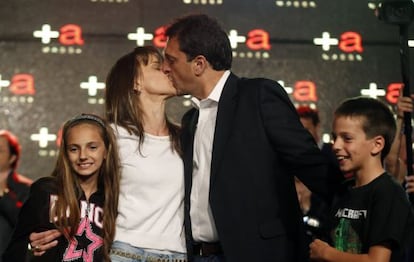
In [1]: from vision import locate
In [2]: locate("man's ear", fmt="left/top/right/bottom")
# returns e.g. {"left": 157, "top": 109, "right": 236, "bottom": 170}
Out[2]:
{"left": 193, "top": 55, "right": 207, "bottom": 76}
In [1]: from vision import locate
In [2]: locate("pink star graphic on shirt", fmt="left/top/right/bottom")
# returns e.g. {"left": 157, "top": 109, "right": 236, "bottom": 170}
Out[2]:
{"left": 63, "top": 217, "right": 103, "bottom": 262}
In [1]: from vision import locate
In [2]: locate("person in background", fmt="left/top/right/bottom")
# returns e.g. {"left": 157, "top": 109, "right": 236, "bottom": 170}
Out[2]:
{"left": 295, "top": 106, "right": 333, "bottom": 247}
{"left": 384, "top": 94, "right": 414, "bottom": 184}
{"left": 3, "top": 113, "right": 120, "bottom": 262}
{"left": 384, "top": 94, "right": 414, "bottom": 262}
{"left": 163, "top": 13, "right": 336, "bottom": 262}
{"left": 310, "top": 97, "right": 414, "bottom": 262}
{"left": 0, "top": 130, "right": 32, "bottom": 261}
{"left": 296, "top": 106, "right": 329, "bottom": 152}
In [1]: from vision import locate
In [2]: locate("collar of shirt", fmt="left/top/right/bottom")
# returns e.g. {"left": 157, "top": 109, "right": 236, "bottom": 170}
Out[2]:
{"left": 318, "top": 140, "right": 324, "bottom": 149}
{"left": 191, "top": 70, "right": 231, "bottom": 109}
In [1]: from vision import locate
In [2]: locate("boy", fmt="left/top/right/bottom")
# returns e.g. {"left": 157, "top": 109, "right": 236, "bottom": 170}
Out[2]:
{"left": 309, "top": 97, "right": 414, "bottom": 262}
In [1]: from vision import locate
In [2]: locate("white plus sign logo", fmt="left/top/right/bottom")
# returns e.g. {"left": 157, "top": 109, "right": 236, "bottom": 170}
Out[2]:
{"left": 277, "top": 80, "right": 293, "bottom": 94}
{"left": 228, "top": 30, "right": 246, "bottom": 49}
{"left": 128, "top": 27, "right": 153, "bottom": 46}
{"left": 313, "top": 32, "right": 338, "bottom": 51}
{"left": 33, "top": 24, "right": 59, "bottom": 44}
{"left": 360, "top": 83, "right": 386, "bottom": 98}
{"left": 80, "top": 76, "right": 105, "bottom": 96}
{"left": 31, "top": 127, "right": 57, "bottom": 148}
{"left": 0, "top": 74, "right": 10, "bottom": 92}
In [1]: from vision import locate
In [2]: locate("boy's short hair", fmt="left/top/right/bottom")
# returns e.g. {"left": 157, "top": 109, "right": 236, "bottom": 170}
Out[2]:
{"left": 334, "top": 97, "right": 396, "bottom": 161}
{"left": 297, "top": 106, "right": 320, "bottom": 126}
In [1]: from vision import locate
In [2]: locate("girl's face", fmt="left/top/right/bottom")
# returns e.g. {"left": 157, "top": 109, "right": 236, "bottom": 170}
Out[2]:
{"left": 66, "top": 123, "right": 106, "bottom": 179}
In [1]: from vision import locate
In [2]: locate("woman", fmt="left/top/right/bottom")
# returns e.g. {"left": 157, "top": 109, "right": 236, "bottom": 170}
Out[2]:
{"left": 105, "top": 46, "right": 186, "bottom": 261}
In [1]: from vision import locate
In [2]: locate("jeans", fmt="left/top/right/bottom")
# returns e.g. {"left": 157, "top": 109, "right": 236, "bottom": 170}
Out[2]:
{"left": 110, "top": 241, "right": 187, "bottom": 262}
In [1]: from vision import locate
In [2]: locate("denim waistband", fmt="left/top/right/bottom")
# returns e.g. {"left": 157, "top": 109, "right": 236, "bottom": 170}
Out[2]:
{"left": 110, "top": 248, "right": 187, "bottom": 262}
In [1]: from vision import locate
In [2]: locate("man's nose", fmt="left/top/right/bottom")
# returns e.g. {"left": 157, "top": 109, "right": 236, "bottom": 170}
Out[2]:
{"left": 161, "top": 60, "right": 170, "bottom": 74}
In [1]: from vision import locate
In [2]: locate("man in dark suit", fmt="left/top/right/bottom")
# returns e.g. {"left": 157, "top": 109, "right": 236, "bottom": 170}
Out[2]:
{"left": 163, "top": 14, "right": 335, "bottom": 262}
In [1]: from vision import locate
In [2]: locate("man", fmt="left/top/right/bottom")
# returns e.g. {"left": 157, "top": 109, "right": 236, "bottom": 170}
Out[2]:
{"left": 163, "top": 14, "right": 335, "bottom": 262}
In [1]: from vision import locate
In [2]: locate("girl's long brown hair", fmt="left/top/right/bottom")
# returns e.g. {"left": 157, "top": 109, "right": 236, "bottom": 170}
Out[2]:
{"left": 51, "top": 114, "right": 120, "bottom": 262}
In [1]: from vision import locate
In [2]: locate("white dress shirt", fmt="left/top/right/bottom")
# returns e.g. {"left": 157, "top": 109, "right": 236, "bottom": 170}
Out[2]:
{"left": 190, "top": 70, "right": 230, "bottom": 242}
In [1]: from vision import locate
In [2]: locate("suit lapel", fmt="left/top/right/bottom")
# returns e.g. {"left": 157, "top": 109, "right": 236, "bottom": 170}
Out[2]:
{"left": 210, "top": 73, "right": 239, "bottom": 185}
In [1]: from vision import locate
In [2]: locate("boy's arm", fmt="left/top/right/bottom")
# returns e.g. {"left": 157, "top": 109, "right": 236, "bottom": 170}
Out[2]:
{"left": 310, "top": 239, "right": 391, "bottom": 262}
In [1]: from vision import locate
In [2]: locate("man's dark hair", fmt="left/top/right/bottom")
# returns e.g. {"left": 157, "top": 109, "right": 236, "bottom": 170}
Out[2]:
{"left": 165, "top": 13, "right": 232, "bottom": 70}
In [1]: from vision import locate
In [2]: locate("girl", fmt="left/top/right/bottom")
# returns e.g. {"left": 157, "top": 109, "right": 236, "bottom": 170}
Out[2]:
{"left": 3, "top": 113, "right": 120, "bottom": 262}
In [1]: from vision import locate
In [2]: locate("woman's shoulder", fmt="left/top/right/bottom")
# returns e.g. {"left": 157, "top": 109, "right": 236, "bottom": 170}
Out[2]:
{"left": 111, "top": 124, "right": 141, "bottom": 143}
{"left": 111, "top": 124, "right": 132, "bottom": 136}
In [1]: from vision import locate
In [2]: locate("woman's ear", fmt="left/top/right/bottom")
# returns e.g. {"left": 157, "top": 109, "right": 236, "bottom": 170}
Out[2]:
{"left": 133, "top": 79, "right": 142, "bottom": 94}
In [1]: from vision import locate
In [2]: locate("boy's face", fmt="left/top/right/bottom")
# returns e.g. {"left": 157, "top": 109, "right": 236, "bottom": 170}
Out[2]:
{"left": 332, "top": 116, "right": 376, "bottom": 174}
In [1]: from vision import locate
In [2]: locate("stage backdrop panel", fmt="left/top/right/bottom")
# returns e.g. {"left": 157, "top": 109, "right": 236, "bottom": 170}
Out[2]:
{"left": 0, "top": 0, "right": 413, "bottom": 179}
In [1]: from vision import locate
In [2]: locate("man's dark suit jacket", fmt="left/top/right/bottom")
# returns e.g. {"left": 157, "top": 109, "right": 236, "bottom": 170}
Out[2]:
{"left": 181, "top": 73, "right": 334, "bottom": 262}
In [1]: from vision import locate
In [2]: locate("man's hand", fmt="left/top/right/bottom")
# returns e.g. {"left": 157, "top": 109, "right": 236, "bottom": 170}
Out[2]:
{"left": 29, "top": 229, "right": 61, "bottom": 256}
